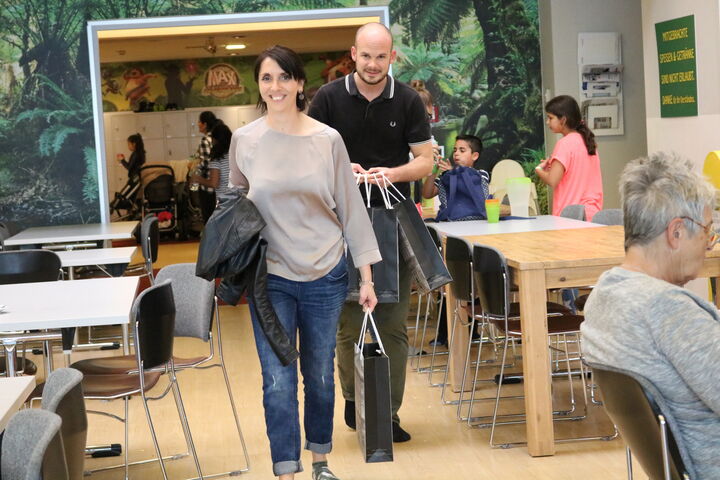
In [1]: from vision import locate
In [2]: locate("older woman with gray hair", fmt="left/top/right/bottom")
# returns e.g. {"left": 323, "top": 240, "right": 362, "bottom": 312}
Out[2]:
{"left": 582, "top": 151, "right": 720, "bottom": 479}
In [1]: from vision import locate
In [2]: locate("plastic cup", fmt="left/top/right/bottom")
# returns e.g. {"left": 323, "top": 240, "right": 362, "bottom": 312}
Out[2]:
{"left": 486, "top": 198, "right": 500, "bottom": 223}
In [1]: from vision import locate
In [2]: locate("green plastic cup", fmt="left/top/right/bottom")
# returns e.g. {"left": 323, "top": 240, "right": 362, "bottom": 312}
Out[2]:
{"left": 486, "top": 198, "right": 500, "bottom": 223}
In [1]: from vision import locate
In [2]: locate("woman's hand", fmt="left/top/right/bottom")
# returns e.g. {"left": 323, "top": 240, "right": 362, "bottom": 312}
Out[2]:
{"left": 359, "top": 283, "right": 377, "bottom": 313}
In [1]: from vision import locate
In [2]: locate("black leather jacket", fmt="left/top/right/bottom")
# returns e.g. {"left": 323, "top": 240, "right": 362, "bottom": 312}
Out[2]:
{"left": 195, "top": 189, "right": 299, "bottom": 366}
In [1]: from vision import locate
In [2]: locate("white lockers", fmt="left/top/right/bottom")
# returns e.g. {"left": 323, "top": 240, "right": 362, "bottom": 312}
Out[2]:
{"left": 103, "top": 105, "right": 261, "bottom": 198}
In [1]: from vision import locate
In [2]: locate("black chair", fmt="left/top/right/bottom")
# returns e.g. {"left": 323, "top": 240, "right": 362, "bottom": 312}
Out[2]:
{"left": 470, "top": 243, "right": 597, "bottom": 446}
{"left": 124, "top": 215, "right": 159, "bottom": 284}
{"left": 75, "top": 281, "right": 203, "bottom": 479}
{"left": 589, "top": 363, "right": 693, "bottom": 480}
{"left": 0, "top": 249, "right": 64, "bottom": 376}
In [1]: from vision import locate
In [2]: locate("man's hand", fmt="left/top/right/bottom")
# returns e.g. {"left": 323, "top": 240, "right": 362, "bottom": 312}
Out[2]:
{"left": 365, "top": 167, "right": 396, "bottom": 184}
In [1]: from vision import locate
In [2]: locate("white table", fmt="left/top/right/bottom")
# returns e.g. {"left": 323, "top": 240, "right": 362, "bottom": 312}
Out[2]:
{"left": 4, "top": 221, "right": 138, "bottom": 247}
{"left": 432, "top": 215, "right": 602, "bottom": 237}
{"left": 0, "top": 277, "right": 139, "bottom": 374}
{"left": 55, "top": 246, "right": 137, "bottom": 279}
{"left": 0, "top": 376, "right": 35, "bottom": 431}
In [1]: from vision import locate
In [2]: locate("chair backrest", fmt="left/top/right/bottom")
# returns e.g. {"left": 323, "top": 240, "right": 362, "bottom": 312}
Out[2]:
{"left": 425, "top": 223, "right": 442, "bottom": 251}
{"left": 41, "top": 368, "right": 87, "bottom": 480}
{"left": 472, "top": 244, "right": 510, "bottom": 317}
{"left": 132, "top": 280, "right": 176, "bottom": 370}
{"left": 592, "top": 208, "right": 623, "bottom": 226}
{"left": 444, "top": 236, "right": 473, "bottom": 302}
{"left": 560, "top": 204, "right": 586, "bottom": 221}
{"left": 588, "top": 363, "right": 693, "bottom": 480}
{"left": 140, "top": 215, "right": 159, "bottom": 264}
{"left": 0, "top": 250, "right": 61, "bottom": 284}
{"left": 156, "top": 263, "right": 214, "bottom": 341}
{"left": 1, "top": 409, "right": 69, "bottom": 480}
{"left": 489, "top": 159, "right": 525, "bottom": 191}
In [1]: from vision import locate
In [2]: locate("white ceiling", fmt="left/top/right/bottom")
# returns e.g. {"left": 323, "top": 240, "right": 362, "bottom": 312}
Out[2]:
{"left": 99, "top": 26, "right": 356, "bottom": 63}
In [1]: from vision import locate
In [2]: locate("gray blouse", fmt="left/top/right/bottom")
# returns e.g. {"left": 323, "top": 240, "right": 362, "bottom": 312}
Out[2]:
{"left": 228, "top": 116, "right": 381, "bottom": 282}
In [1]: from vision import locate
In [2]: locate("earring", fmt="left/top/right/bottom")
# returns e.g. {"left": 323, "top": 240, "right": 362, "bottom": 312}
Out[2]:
{"left": 298, "top": 91, "right": 305, "bottom": 100}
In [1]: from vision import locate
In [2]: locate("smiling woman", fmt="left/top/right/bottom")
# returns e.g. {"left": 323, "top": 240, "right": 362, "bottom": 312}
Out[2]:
{"left": 220, "top": 45, "right": 382, "bottom": 480}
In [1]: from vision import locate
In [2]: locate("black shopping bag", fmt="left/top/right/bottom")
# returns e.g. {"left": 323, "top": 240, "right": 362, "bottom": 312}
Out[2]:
{"left": 394, "top": 197, "right": 452, "bottom": 295}
{"left": 347, "top": 207, "right": 399, "bottom": 303}
{"left": 354, "top": 311, "right": 394, "bottom": 463}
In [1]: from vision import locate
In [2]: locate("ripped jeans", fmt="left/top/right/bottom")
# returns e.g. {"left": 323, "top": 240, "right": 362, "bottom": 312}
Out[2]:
{"left": 248, "top": 257, "right": 348, "bottom": 477}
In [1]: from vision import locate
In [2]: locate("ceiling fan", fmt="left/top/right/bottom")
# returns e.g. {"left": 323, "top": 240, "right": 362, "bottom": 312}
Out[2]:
{"left": 185, "top": 37, "right": 217, "bottom": 55}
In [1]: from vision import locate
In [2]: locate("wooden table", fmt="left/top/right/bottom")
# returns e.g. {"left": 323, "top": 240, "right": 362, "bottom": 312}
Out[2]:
{"left": 449, "top": 225, "right": 720, "bottom": 456}
{"left": 0, "top": 376, "right": 35, "bottom": 431}
{"left": 3, "top": 221, "right": 138, "bottom": 248}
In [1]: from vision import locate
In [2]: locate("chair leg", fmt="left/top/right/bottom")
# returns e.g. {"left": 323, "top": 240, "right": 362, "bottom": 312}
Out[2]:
{"left": 626, "top": 447, "right": 633, "bottom": 480}
{"left": 124, "top": 397, "right": 131, "bottom": 480}
{"left": 413, "top": 293, "right": 433, "bottom": 371}
{"left": 427, "top": 294, "right": 449, "bottom": 387}
{"left": 140, "top": 383, "right": 170, "bottom": 479}
{"left": 168, "top": 368, "right": 204, "bottom": 480}
{"left": 220, "top": 359, "right": 251, "bottom": 473}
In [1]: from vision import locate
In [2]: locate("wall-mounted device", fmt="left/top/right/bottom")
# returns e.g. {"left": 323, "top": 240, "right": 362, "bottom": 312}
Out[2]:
{"left": 578, "top": 32, "right": 624, "bottom": 136}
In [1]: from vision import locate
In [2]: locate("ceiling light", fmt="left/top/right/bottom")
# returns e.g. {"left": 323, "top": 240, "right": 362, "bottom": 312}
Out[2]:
{"left": 225, "top": 44, "right": 246, "bottom": 50}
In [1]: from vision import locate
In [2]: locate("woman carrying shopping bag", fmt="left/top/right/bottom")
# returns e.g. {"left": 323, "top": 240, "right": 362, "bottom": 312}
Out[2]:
{"left": 227, "top": 45, "right": 381, "bottom": 480}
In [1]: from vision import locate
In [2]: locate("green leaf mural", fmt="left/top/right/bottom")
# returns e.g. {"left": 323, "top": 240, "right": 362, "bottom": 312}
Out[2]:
{"left": 0, "top": 0, "right": 542, "bottom": 228}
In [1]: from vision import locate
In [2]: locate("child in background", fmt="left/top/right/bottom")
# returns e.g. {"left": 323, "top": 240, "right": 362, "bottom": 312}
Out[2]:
{"left": 117, "top": 133, "right": 146, "bottom": 181}
{"left": 535, "top": 95, "right": 603, "bottom": 221}
{"left": 422, "top": 134, "right": 489, "bottom": 219}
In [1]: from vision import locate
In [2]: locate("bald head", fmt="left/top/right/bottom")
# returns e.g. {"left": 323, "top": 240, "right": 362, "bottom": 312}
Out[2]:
{"left": 355, "top": 22, "right": 393, "bottom": 50}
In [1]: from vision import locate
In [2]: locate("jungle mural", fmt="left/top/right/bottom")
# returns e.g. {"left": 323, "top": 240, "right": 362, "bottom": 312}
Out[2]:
{"left": 101, "top": 51, "right": 350, "bottom": 112}
{"left": 0, "top": 0, "right": 542, "bottom": 228}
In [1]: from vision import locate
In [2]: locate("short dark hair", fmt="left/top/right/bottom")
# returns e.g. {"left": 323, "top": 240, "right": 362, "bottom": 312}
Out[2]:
{"left": 455, "top": 134, "right": 483, "bottom": 155}
{"left": 253, "top": 45, "right": 307, "bottom": 114}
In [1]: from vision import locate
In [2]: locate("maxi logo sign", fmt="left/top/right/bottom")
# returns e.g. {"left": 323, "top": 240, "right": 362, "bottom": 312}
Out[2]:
{"left": 655, "top": 15, "right": 698, "bottom": 117}
{"left": 202, "top": 63, "right": 245, "bottom": 99}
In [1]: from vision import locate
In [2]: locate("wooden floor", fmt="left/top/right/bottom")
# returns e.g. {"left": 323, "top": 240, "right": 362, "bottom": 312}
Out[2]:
{"left": 47, "top": 241, "right": 648, "bottom": 479}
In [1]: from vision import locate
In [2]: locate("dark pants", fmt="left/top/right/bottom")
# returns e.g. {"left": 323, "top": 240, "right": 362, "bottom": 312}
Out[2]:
{"left": 337, "top": 262, "right": 411, "bottom": 424}
{"left": 198, "top": 189, "right": 216, "bottom": 224}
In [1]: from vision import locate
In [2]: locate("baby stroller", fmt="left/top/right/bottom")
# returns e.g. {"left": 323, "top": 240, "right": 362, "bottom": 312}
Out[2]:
{"left": 109, "top": 174, "right": 142, "bottom": 220}
{"left": 139, "top": 165, "right": 179, "bottom": 239}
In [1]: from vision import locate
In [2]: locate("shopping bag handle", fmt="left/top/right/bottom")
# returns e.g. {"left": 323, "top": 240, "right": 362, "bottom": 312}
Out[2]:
{"left": 357, "top": 310, "right": 387, "bottom": 355}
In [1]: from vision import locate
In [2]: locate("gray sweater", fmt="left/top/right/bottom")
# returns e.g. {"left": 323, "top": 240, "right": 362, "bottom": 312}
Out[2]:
{"left": 228, "top": 116, "right": 381, "bottom": 281}
{"left": 582, "top": 267, "right": 720, "bottom": 479}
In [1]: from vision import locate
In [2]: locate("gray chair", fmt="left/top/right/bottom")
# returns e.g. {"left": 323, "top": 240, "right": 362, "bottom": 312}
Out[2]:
{"left": 592, "top": 208, "right": 623, "bottom": 226}
{"left": 72, "top": 263, "right": 250, "bottom": 476}
{"left": 1, "top": 409, "right": 69, "bottom": 480}
{"left": 589, "top": 363, "right": 693, "bottom": 480}
{"left": 41, "top": 368, "right": 87, "bottom": 480}
{"left": 560, "top": 204, "right": 586, "bottom": 221}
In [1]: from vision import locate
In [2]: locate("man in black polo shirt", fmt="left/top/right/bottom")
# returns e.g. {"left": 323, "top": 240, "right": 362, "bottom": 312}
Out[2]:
{"left": 309, "top": 22, "right": 432, "bottom": 443}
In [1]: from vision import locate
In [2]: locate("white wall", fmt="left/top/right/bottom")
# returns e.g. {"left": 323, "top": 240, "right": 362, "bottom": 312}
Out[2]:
{"left": 539, "top": 0, "right": 647, "bottom": 209}
{"left": 641, "top": 0, "right": 720, "bottom": 168}
{"left": 641, "top": 0, "right": 720, "bottom": 298}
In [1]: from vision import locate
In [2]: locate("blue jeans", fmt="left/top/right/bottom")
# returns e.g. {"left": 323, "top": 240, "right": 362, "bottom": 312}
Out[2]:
{"left": 249, "top": 257, "right": 348, "bottom": 476}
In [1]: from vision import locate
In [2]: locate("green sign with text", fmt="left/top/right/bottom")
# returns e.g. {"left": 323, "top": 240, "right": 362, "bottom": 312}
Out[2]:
{"left": 655, "top": 15, "right": 698, "bottom": 117}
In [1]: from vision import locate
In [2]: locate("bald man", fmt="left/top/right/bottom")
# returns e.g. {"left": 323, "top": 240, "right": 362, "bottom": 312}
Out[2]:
{"left": 309, "top": 22, "right": 433, "bottom": 443}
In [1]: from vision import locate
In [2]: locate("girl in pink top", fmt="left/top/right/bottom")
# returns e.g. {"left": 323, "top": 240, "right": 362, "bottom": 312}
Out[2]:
{"left": 535, "top": 95, "right": 603, "bottom": 221}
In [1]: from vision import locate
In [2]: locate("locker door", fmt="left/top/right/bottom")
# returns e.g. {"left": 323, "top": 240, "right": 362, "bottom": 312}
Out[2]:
{"left": 110, "top": 114, "right": 136, "bottom": 141}
{"left": 166, "top": 137, "right": 191, "bottom": 161}
{"left": 135, "top": 113, "right": 163, "bottom": 139}
{"left": 163, "top": 111, "right": 189, "bottom": 139}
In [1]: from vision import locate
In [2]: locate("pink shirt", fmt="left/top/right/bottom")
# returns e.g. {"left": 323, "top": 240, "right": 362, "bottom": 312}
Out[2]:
{"left": 549, "top": 132, "right": 603, "bottom": 221}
